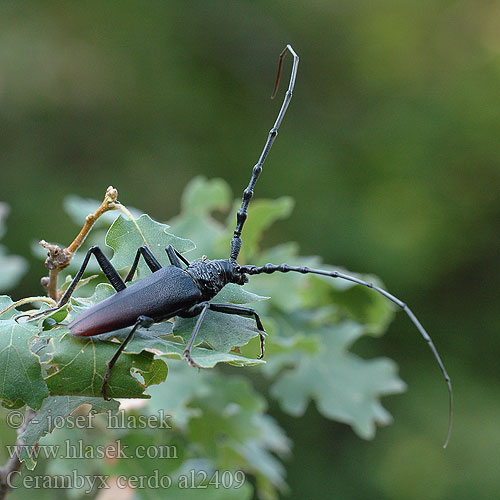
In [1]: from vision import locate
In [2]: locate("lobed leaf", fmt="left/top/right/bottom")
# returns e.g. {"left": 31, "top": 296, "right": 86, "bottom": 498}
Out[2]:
{"left": 18, "top": 396, "right": 119, "bottom": 469}
{"left": 167, "top": 177, "right": 231, "bottom": 260}
{"left": 40, "top": 329, "right": 167, "bottom": 399}
{"left": 106, "top": 214, "right": 195, "bottom": 277}
{"left": 0, "top": 318, "right": 49, "bottom": 409}
{"left": 270, "top": 321, "right": 406, "bottom": 439}
{"left": 144, "top": 361, "right": 289, "bottom": 495}
{"left": 179, "top": 176, "right": 232, "bottom": 216}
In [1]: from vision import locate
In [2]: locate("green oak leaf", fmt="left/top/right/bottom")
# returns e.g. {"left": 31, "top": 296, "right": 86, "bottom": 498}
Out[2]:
{"left": 0, "top": 318, "right": 49, "bottom": 409}
{"left": 234, "top": 414, "right": 291, "bottom": 494}
{"left": 146, "top": 359, "right": 215, "bottom": 428}
{"left": 18, "top": 396, "right": 119, "bottom": 469}
{"left": 178, "top": 176, "right": 232, "bottom": 216}
{"left": 115, "top": 361, "right": 277, "bottom": 497}
{"left": 187, "top": 375, "right": 266, "bottom": 449}
{"left": 41, "top": 304, "right": 69, "bottom": 326}
{"left": 106, "top": 214, "right": 195, "bottom": 277}
{"left": 167, "top": 177, "right": 231, "bottom": 260}
{"left": 185, "top": 372, "right": 289, "bottom": 493}
{"left": 259, "top": 331, "right": 321, "bottom": 378}
{"left": 270, "top": 321, "right": 407, "bottom": 439}
{"left": 41, "top": 332, "right": 167, "bottom": 399}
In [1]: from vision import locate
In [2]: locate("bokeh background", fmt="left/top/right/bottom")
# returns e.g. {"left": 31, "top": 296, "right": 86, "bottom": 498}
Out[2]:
{"left": 1, "top": 1, "right": 499, "bottom": 498}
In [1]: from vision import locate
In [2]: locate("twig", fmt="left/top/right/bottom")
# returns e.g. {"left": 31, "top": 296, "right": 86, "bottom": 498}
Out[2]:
{"left": 41, "top": 186, "right": 123, "bottom": 300}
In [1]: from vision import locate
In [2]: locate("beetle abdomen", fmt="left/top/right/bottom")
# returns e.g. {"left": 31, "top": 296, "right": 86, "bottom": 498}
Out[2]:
{"left": 68, "top": 266, "right": 202, "bottom": 336}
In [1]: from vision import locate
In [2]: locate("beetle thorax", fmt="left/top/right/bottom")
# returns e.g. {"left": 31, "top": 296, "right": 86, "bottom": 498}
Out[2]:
{"left": 185, "top": 259, "right": 247, "bottom": 301}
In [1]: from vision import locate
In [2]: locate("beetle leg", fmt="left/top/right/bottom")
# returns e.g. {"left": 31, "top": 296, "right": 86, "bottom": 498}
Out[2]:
{"left": 207, "top": 303, "right": 267, "bottom": 359}
{"left": 165, "top": 245, "right": 190, "bottom": 268}
{"left": 179, "top": 302, "right": 267, "bottom": 367}
{"left": 66, "top": 245, "right": 127, "bottom": 295}
{"left": 16, "top": 245, "right": 126, "bottom": 323}
{"left": 124, "top": 246, "right": 162, "bottom": 282}
{"left": 101, "top": 315, "right": 154, "bottom": 400}
{"left": 182, "top": 302, "right": 210, "bottom": 369}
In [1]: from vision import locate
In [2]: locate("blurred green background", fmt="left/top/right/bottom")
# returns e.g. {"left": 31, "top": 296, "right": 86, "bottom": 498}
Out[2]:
{"left": 0, "top": 1, "right": 499, "bottom": 498}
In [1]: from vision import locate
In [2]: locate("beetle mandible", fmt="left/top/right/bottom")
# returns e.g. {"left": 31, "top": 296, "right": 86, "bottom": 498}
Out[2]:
{"left": 21, "top": 45, "right": 452, "bottom": 447}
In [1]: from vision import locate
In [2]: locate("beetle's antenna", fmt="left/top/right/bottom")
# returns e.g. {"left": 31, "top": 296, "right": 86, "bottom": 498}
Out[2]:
{"left": 230, "top": 45, "right": 299, "bottom": 261}
{"left": 239, "top": 262, "right": 453, "bottom": 448}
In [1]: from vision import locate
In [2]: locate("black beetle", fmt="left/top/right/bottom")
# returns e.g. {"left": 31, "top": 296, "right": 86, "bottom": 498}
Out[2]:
{"left": 21, "top": 45, "right": 452, "bottom": 446}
